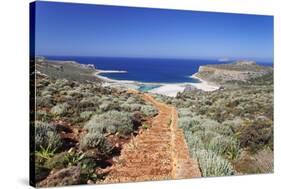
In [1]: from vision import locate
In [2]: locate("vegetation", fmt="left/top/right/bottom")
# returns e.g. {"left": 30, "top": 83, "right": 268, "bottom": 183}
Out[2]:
{"left": 153, "top": 68, "right": 273, "bottom": 176}
{"left": 34, "top": 58, "right": 273, "bottom": 184}
{"left": 34, "top": 59, "right": 159, "bottom": 186}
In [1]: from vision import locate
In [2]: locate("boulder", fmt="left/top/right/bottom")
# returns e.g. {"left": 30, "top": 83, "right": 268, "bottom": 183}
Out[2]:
{"left": 38, "top": 166, "right": 81, "bottom": 187}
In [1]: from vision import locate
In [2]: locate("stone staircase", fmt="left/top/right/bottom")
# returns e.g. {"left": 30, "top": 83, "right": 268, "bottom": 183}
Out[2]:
{"left": 102, "top": 92, "right": 201, "bottom": 184}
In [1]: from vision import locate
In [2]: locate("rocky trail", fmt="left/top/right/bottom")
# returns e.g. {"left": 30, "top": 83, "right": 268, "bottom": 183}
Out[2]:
{"left": 102, "top": 91, "right": 201, "bottom": 184}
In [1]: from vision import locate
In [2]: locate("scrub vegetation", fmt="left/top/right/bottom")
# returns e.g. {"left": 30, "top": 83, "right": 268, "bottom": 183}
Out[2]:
{"left": 34, "top": 60, "right": 158, "bottom": 186}
{"left": 154, "top": 71, "right": 273, "bottom": 176}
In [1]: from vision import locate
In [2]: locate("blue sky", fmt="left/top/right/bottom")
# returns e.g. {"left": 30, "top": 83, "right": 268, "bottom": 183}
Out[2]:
{"left": 34, "top": 1, "right": 273, "bottom": 61}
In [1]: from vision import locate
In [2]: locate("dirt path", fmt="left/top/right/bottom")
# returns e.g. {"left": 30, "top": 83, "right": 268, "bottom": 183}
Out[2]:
{"left": 102, "top": 91, "right": 201, "bottom": 184}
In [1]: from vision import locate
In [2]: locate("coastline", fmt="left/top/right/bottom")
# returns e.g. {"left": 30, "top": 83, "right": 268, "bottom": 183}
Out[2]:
{"left": 189, "top": 74, "right": 220, "bottom": 91}
{"left": 94, "top": 69, "right": 220, "bottom": 97}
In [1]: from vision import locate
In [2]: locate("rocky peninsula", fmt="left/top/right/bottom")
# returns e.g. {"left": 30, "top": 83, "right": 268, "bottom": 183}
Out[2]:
{"left": 193, "top": 60, "right": 273, "bottom": 85}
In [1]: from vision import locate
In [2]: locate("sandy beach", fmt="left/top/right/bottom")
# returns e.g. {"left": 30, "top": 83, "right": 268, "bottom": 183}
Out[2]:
{"left": 189, "top": 74, "right": 220, "bottom": 91}
{"left": 94, "top": 70, "right": 220, "bottom": 97}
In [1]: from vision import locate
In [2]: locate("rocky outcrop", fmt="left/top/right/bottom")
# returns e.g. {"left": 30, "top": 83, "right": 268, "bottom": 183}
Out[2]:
{"left": 194, "top": 60, "right": 272, "bottom": 84}
{"left": 37, "top": 166, "right": 81, "bottom": 187}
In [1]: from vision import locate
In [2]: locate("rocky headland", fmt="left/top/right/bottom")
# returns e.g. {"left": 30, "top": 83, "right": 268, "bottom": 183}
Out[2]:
{"left": 193, "top": 60, "right": 273, "bottom": 85}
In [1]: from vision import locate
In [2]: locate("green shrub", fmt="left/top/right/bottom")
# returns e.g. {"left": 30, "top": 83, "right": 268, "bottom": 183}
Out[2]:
{"left": 141, "top": 105, "right": 158, "bottom": 117}
{"left": 36, "top": 95, "right": 53, "bottom": 107}
{"left": 120, "top": 102, "right": 131, "bottom": 112}
{"left": 50, "top": 103, "right": 69, "bottom": 116}
{"left": 79, "top": 111, "right": 93, "bottom": 121}
{"left": 178, "top": 108, "right": 194, "bottom": 118}
{"left": 84, "top": 111, "right": 134, "bottom": 135}
{"left": 178, "top": 117, "right": 191, "bottom": 129}
{"left": 98, "top": 101, "right": 120, "bottom": 112}
{"left": 79, "top": 97, "right": 99, "bottom": 108}
{"left": 54, "top": 79, "right": 69, "bottom": 88}
{"left": 208, "top": 135, "right": 241, "bottom": 160}
{"left": 35, "top": 121, "right": 62, "bottom": 151}
{"left": 44, "top": 152, "right": 68, "bottom": 169}
{"left": 36, "top": 110, "right": 53, "bottom": 122}
{"left": 195, "top": 149, "right": 235, "bottom": 176}
{"left": 80, "top": 132, "right": 105, "bottom": 150}
{"left": 130, "top": 103, "right": 142, "bottom": 111}
{"left": 80, "top": 132, "right": 113, "bottom": 153}
{"left": 239, "top": 119, "right": 273, "bottom": 152}
{"left": 183, "top": 131, "right": 204, "bottom": 157}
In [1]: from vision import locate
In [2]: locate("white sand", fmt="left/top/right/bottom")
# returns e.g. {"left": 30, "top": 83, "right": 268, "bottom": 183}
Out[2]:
{"left": 189, "top": 75, "right": 220, "bottom": 91}
{"left": 94, "top": 69, "right": 220, "bottom": 97}
{"left": 149, "top": 84, "right": 186, "bottom": 97}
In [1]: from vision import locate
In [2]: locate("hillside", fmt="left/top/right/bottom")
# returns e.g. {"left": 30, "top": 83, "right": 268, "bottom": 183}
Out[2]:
{"left": 35, "top": 57, "right": 100, "bottom": 83}
{"left": 153, "top": 62, "right": 273, "bottom": 175}
{"left": 33, "top": 57, "right": 274, "bottom": 186}
{"left": 194, "top": 60, "right": 273, "bottom": 85}
{"left": 33, "top": 58, "right": 162, "bottom": 186}
{"left": 33, "top": 57, "right": 202, "bottom": 187}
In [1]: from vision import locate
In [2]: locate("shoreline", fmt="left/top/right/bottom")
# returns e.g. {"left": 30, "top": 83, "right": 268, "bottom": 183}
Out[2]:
{"left": 94, "top": 69, "right": 220, "bottom": 97}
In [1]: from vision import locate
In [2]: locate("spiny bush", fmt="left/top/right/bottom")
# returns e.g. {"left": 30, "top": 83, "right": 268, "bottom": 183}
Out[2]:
{"left": 178, "top": 117, "right": 192, "bottom": 129}
{"left": 126, "top": 96, "right": 139, "bottom": 104}
{"left": 79, "top": 111, "right": 93, "bottom": 121}
{"left": 36, "top": 95, "right": 53, "bottom": 107}
{"left": 79, "top": 97, "right": 99, "bottom": 108}
{"left": 120, "top": 102, "right": 131, "bottom": 112}
{"left": 84, "top": 111, "right": 134, "bottom": 135}
{"left": 178, "top": 108, "right": 194, "bottom": 118}
{"left": 129, "top": 103, "right": 142, "bottom": 111}
{"left": 80, "top": 132, "right": 105, "bottom": 149}
{"left": 195, "top": 130, "right": 219, "bottom": 144}
{"left": 50, "top": 103, "right": 69, "bottom": 116}
{"left": 54, "top": 79, "right": 70, "bottom": 88}
{"left": 200, "top": 119, "right": 221, "bottom": 131}
{"left": 208, "top": 135, "right": 241, "bottom": 160}
{"left": 238, "top": 119, "right": 273, "bottom": 152}
{"left": 35, "top": 121, "right": 62, "bottom": 151}
{"left": 183, "top": 131, "right": 204, "bottom": 156}
{"left": 195, "top": 149, "right": 235, "bottom": 176}
{"left": 80, "top": 132, "right": 113, "bottom": 153}
{"left": 67, "top": 89, "right": 82, "bottom": 97}
{"left": 234, "top": 147, "right": 273, "bottom": 174}
{"left": 41, "top": 90, "right": 53, "bottom": 97}
{"left": 36, "top": 110, "right": 53, "bottom": 122}
{"left": 141, "top": 105, "right": 158, "bottom": 117}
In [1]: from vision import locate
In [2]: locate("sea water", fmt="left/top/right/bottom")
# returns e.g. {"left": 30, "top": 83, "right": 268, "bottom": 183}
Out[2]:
{"left": 45, "top": 56, "right": 273, "bottom": 84}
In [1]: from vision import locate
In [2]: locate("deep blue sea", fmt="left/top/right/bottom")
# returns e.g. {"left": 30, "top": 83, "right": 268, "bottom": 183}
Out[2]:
{"left": 45, "top": 56, "right": 273, "bottom": 84}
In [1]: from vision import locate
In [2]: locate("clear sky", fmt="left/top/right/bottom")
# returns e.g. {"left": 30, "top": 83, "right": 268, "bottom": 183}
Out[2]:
{"left": 34, "top": 1, "right": 273, "bottom": 61}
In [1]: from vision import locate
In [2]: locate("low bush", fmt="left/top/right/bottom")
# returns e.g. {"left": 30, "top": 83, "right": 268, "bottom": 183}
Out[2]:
{"left": 36, "top": 110, "right": 53, "bottom": 122}
{"left": 50, "top": 103, "right": 69, "bottom": 116}
{"left": 36, "top": 95, "right": 53, "bottom": 108}
{"left": 178, "top": 108, "right": 194, "bottom": 118}
{"left": 80, "top": 132, "right": 113, "bottom": 154}
{"left": 84, "top": 111, "right": 134, "bottom": 135}
{"left": 239, "top": 119, "right": 273, "bottom": 152}
{"left": 79, "top": 111, "right": 93, "bottom": 121}
{"left": 79, "top": 97, "right": 99, "bottom": 108}
{"left": 208, "top": 135, "right": 240, "bottom": 160}
{"left": 35, "top": 121, "right": 62, "bottom": 151}
{"left": 141, "top": 105, "right": 158, "bottom": 117}
{"left": 195, "top": 149, "right": 235, "bottom": 176}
